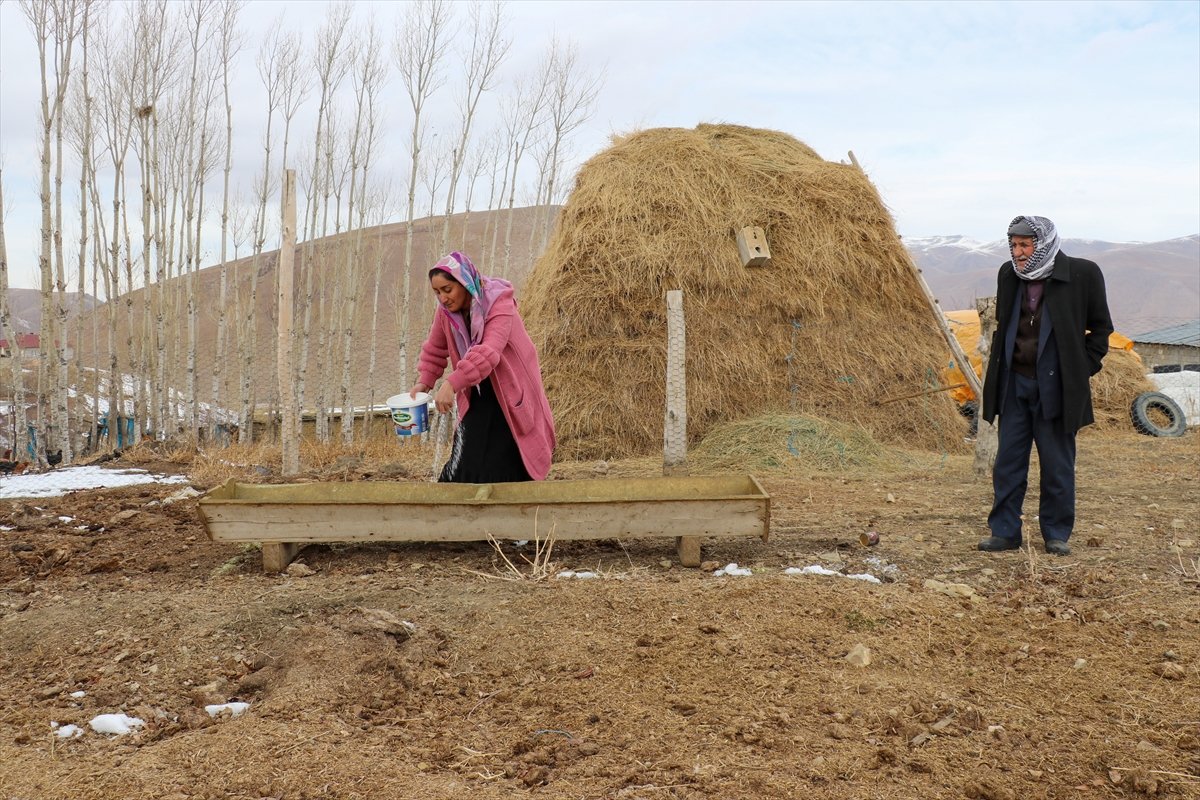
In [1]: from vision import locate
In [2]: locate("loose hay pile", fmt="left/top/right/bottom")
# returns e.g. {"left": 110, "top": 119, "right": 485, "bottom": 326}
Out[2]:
{"left": 522, "top": 123, "right": 966, "bottom": 460}
{"left": 1089, "top": 347, "right": 1156, "bottom": 431}
{"left": 689, "top": 414, "right": 894, "bottom": 474}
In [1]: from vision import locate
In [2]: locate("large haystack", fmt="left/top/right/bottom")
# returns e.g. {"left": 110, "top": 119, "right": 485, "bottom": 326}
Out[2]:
{"left": 522, "top": 123, "right": 966, "bottom": 460}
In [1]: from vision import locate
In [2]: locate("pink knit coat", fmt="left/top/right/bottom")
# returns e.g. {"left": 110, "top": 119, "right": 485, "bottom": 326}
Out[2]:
{"left": 416, "top": 286, "right": 556, "bottom": 480}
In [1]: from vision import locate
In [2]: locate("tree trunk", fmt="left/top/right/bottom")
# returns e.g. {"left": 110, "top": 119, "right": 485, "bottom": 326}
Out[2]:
{"left": 0, "top": 170, "right": 30, "bottom": 460}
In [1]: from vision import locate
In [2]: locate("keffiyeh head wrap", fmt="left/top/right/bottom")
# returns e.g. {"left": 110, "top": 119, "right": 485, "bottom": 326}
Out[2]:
{"left": 430, "top": 251, "right": 512, "bottom": 358}
{"left": 1007, "top": 215, "right": 1060, "bottom": 281}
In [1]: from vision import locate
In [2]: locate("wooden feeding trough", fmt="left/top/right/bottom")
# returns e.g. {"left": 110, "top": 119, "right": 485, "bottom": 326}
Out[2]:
{"left": 198, "top": 475, "right": 770, "bottom": 572}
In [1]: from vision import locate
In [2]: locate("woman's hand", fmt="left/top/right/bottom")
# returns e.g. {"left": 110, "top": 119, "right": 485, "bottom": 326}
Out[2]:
{"left": 434, "top": 380, "right": 455, "bottom": 414}
{"left": 408, "top": 382, "right": 429, "bottom": 399}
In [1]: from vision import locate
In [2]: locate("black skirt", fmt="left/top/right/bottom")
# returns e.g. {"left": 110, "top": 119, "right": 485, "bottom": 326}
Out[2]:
{"left": 439, "top": 377, "right": 531, "bottom": 483}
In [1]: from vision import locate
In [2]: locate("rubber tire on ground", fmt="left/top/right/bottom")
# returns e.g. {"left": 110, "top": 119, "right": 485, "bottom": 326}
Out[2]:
{"left": 958, "top": 401, "right": 979, "bottom": 438}
{"left": 1130, "top": 391, "right": 1187, "bottom": 437}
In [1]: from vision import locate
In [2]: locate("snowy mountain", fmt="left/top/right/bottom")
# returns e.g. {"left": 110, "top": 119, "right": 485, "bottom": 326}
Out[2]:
{"left": 905, "top": 234, "right": 1200, "bottom": 335}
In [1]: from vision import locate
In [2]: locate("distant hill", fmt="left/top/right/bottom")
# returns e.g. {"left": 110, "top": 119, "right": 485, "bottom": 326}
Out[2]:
{"left": 905, "top": 234, "right": 1200, "bottom": 335}
{"left": 2, "top": 288, "right": 100, "bottom": 334}
{"left": 70, "top": 205, "right": 552, "bottom": 412}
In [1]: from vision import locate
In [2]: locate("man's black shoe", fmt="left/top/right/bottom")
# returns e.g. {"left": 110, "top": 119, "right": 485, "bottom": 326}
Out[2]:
{"left": 1044, "top": 539, "right": 1071, "bottom": 556}
{"left": 978, "top": 536, "right": 1022, "bottom": 552}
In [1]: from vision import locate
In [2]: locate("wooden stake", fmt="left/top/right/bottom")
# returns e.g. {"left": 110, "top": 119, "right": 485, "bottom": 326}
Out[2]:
{"left": 664, "top": 290, "right": 697, "bottom": 564}
{"left": 973, "top": 296, "right": 999, "bottom": 476}
{"left": 278, "top": 169, "right": 299, "bottom": 476}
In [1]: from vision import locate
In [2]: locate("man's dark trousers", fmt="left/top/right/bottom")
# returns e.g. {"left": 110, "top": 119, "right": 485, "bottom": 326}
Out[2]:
{"left": 988, "top": 371, "right": 1076, "bottom": 545}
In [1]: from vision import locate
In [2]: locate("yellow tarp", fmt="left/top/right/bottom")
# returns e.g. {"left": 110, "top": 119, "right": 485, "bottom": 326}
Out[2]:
{"left": 942, "top": 310, "right": 1137, "bottom": 405}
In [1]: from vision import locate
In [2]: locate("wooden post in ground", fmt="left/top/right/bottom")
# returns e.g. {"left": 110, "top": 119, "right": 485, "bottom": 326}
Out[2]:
{"left": 261, "top": 542, "right": 300, "bottom": 574}
{"left": 973, "top": 296, "right": 999, "bottom": 476}
{"left": 663, "top": 290, "right": 699, "bottom": 566}
{"left": 847, "top": 150, "right": 983, "bottom": 402}
{"left": 663, "top": 290, "right": 687, "bottom": 476}
{"left": 278, "top": 169, "right": 299, "bottom": 477}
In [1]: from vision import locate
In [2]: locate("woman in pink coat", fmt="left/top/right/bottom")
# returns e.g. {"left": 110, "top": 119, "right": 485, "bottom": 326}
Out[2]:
{"left": 408, "top": 252, "right": 556, "bottom": 482}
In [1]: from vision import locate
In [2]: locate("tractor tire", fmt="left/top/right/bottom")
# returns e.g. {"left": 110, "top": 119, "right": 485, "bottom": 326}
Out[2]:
{"left": 959, "top": 401, "right": 979, "bottom": 438}
{"left": 1130, "top": 391, "right": 1187, "bottom": 437}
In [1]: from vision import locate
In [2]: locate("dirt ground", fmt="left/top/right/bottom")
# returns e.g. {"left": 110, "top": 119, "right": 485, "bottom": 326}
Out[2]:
{"left": 0, "top": 430, "right": 1197, "bottom": 800}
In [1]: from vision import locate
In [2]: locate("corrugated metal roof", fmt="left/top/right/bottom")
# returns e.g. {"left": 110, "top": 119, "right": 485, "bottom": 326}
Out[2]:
{"left": 1132, "top": 321, "right": 1200, "bottom": 347}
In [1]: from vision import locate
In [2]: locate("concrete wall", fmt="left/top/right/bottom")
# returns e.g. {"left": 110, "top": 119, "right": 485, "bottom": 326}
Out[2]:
{"left": 1134, "top": 343, "right": 1200, "bottom": 372}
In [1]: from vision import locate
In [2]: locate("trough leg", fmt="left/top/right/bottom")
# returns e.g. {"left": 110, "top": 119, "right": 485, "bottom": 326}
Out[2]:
{"left": 262, "top": 542, "right": 301, "bottom": 573}
{"left": 676, "top": 535, "right": 701, "bottom": 568}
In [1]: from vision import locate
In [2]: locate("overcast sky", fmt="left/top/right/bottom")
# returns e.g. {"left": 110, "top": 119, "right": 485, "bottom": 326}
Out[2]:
{"left": 1, "top": 0, "right": 1197, "bottom": 291}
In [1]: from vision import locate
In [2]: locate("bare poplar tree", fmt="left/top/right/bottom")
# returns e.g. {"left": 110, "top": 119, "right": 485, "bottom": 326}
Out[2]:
{"left": 0, "top": 170, "right": 30, "bottom": 459}
{"left": 175, "top": 0, "right": 223, "bottom": 439}
{"left": 210, "top": 0, "right": 244, "bottom": 442}
{"left": 130, "top": 0, "right": 179, "bottom": 442}
{"left": 458, "top": 127, "right": 500, "bottom": 251}
{"left": 338, "top": 25, "right": 386, "bottom": 443}
{"left": 91, "top": 8, "right": 135, "bottom": 450}
{"left": 499, "top": 57, "right": 552, "bottom": 272}
{"left": 420, "top": 137, "right": 452, "bottom": 252}
{"left": 22, "top": 0, "right": 84, "bottom": 464}
{"left": 363, "top": 179, "right": 396, "bottom": 437}
{"left": 440, "top": 0, "right": 509, "bottom": 253}
{"left": 297, "top": 2, "right": 352, "bottom": 440}
{"left": 536, "top": 38, "right": 602, "bottom": 251}
{"left": 394, "top": 0, "right": 450, "bottom": 381}
{"left": 71, "top": 0, "right": 95, "bottom": 456}
{"left": 238, "top": 23, "right": 305, "bottom": 443}
{"left": 313, "top": 109, "right": 347, "bottom": 442}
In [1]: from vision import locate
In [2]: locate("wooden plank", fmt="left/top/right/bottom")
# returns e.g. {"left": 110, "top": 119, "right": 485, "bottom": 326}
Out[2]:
{"left": 202, "top": 496, "right": 768, "bottom": 544}
{"left": 676, "top": 536, "right": 701, "bottom": 567}
{"left": 262, "top": 542, "right": 300, "bottom": 573}
{"left": 200, "top": 475, "right": 764, "bottom": 507}
{"left": 750, "top": 474, "right": 772, "bottom": 542}
{"left": 204, "top": 478, "right": 238, "bottom": 500}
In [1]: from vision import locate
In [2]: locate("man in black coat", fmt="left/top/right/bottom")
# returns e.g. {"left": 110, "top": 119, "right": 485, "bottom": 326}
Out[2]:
{"left": 979, "top": 215, "right": 1113, "bottom": 556}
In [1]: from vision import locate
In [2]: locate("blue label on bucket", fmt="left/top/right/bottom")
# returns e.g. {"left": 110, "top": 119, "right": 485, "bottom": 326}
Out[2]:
{"left": 389, "top": 401, "right": 429, "bottom": 436}
{"left": 386, "top": 392, "right": 431, "bottom": 437}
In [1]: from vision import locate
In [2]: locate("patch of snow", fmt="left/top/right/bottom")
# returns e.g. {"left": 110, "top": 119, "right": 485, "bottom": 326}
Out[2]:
{"left": 905, "top": 234, "right": 1004, "bottom": 254}
{"left": 51, "top": 722, "right": 84, "bottom": 739}
{"left": 69, "top": 690, "right": 86, "bottom": 698}
{"left": 785, "top": 565, "right": 882, "bottom": 584}
{"left": 205, "top": 702, "right": 250, "bottom": 718}
{"left": 88, "top": 713, "right": 144, "bottom": 736}
{"left": 555, "top": 570, "right": 599, "bottom": 579}
{"left": 865, "top": 556, "right": 902, "bottom": 579}
{"left": 0, "top": 466, "right": 189, "bottom": 499}
{"left": 713, "top": 562, "right": 753, "bottom": 577}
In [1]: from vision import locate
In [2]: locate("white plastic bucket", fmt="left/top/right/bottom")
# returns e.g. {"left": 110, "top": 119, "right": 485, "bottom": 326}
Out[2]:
{"left": 385, "top": 392, "right": 431, "bottom": 436}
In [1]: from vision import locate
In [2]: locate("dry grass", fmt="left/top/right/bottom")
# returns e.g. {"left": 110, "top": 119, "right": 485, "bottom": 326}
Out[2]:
{"left": 480, "top": 517, "right": 559, "bottom": 582}
{"left": 522, "top": 123, "right": 967, "bottom": 461}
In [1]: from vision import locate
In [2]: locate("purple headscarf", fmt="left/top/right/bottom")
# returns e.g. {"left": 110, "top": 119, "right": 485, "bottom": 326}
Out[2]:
{"left": 430, "top": 251, "right": 513, "bottom": 358}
